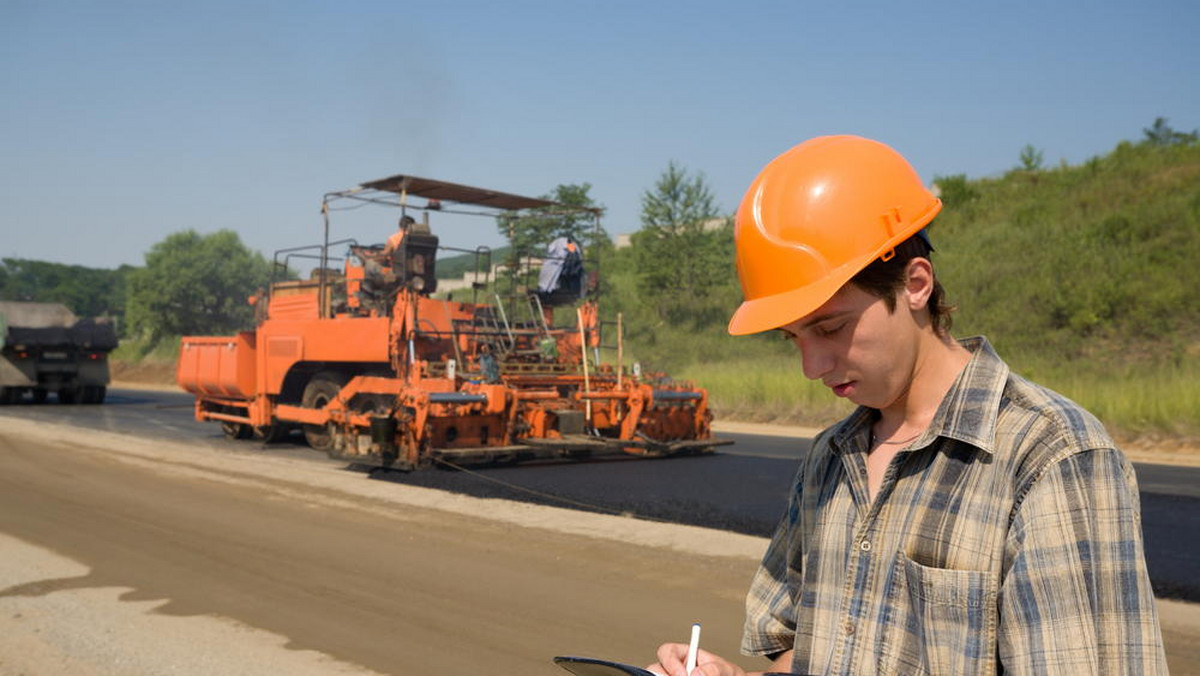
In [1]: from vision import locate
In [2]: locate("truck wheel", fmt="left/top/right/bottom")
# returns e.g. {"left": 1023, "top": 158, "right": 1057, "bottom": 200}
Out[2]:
{"left": 257, "top": 422, "right": 292, "bottom": 444}
{"left": 31, "top": 388, "right": 49, "bottom": 404}
{"left": 57, "top": 386, "right": 81, "bottom": 404}
{"left": 221, "top": 422, "right": 254, "bottom": 440}
{"left": 0, "top": 387, "right": 19, "bottom": 405}
{"left": 301, "top": 374, "right": 344, "bottom": 452}
{"left": 81, "top": 385, "right": 106, "bottom": 404}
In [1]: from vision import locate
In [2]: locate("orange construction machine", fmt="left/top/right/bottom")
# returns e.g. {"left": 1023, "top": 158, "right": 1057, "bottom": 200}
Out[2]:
{"left": 176, "top": 175, "right": 729, "bottom": 469}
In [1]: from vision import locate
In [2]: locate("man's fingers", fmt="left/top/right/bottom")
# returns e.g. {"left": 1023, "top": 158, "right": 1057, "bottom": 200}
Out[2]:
{"left": 653, "top": 642, "right": 689, "bottom": 676}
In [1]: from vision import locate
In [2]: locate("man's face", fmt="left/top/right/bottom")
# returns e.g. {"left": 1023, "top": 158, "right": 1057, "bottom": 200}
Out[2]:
{"left": 777, "top": 283, "right": 918, "bottom": 410}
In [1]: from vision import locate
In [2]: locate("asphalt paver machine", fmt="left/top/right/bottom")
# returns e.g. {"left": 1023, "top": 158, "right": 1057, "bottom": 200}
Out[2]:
{"left": 177, "top": 175, "right": 728, "bottom": 469}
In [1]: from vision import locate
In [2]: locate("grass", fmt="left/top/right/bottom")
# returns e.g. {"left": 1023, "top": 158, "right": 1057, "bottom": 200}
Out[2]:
{"left": 676, "top": 356, "right": 852, "bottom": 427}
{"left": 1014, "top": 354, "right": 1200, "bottom": 439}
{"left": 673, "top": 350, "right": 1200, "bottom": 441}
{"left": 111, "top": 334, "right": 181, "bottom": 363}
{"left": 110, "top": 335, "right": 182, "bottom": 385}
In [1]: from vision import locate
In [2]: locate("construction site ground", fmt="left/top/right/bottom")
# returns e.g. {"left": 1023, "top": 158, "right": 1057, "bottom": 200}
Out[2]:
{"left": 1, "top": 411, "right": 1198, "bottom": 674}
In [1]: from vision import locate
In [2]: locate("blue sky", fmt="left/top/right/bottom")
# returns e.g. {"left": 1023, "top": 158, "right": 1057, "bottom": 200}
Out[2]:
{"left": 3, "top": 0, "right": 1197, "bottom": 270}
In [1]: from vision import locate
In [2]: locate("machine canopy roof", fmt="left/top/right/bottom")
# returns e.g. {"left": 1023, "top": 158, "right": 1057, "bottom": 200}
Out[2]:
{"left": 359, "top": 174, "right": 560, "bottom": 212}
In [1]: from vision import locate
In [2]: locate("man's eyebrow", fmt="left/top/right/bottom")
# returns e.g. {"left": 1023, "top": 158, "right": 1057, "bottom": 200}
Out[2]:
{"left": 777, "top": 309, "right": 852, "bottom": 338}
{"left": 796, "top": 309, "right": 852, "bottom": 331}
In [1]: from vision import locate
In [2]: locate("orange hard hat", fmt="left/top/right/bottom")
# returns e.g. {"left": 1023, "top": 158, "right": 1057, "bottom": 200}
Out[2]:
{"left": 728, "top": 135, "right": 942, "bottom": 336}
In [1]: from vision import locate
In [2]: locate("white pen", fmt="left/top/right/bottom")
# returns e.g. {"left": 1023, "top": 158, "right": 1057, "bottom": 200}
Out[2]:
{"left": 684, "top": 622, "right": 701, "bottom": 675}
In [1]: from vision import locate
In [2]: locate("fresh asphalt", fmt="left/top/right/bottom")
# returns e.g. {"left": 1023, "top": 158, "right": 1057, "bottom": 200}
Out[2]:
{"left": 2, "top": 386, "right": 1196, "bottom": 602}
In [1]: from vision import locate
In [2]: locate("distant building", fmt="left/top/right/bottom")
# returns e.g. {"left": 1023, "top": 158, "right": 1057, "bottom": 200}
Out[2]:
{"left": 613, "top": 217, "right": 730, "bottom": 250}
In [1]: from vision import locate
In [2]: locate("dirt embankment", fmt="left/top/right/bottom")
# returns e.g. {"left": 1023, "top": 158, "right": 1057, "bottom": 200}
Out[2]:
{"left": 110, "top": 359, "right": 177, "bottom": 387}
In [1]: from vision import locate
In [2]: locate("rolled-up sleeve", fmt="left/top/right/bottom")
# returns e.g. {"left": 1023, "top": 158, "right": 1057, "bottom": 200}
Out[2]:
{"left": 998, "top": 448, "right": 1167, "bottom": 674}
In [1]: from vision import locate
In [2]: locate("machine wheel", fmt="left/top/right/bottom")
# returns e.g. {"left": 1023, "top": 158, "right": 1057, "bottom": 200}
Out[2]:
{"left": 81, "top": 385, "right": 107, "bottom": 404}
{"left": 221, "top": 422, "right": 254, "bottom": 440}
{"left": 0, "top": 387, "right": 19, "bottom": 405}
{"left": 57, "top": 386, "right": 81, "bottom": 404}
{"left": 31, "top": 388, "right": 49, "bottom": 404}
{"left": 256, "top": 422, "right": 292, "bottom": 444}
{"left": 301, "top": 373, "right": 345, "bottom": 452}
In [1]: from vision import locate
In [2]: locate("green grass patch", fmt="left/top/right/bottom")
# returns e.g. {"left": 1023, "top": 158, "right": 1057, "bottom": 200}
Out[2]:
{"left": 111, "top": 334, "right": 181, "bottom": 363}
{"left": 672, "top": 350, "right": 1199, "bottom": 440}
{"left": 676, "top": 357, "right": 853, "bottom": 427}
{"left": 1013, "top": 354, "right": 1200, "bottom": 438}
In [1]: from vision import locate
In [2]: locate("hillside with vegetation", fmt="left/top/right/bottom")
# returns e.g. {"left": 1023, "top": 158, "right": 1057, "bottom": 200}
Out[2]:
{"left": 599, "top": 135, "right": 1200, "bottom": 439}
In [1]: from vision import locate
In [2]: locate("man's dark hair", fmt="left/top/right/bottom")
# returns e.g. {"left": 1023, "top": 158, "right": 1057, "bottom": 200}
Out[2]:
{"left": 849, "top": 229, "right": 955, "bottom": 336}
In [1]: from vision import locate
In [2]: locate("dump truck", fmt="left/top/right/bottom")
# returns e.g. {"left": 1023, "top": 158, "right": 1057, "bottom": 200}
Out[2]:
{"left": 176, "top": 174, "right": 729, "bottom": 469}
{"left": 0, "top": 301, "right": 118, "bottom": 404}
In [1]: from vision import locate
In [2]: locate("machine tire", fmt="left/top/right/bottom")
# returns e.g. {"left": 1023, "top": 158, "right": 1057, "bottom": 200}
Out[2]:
{"left": 221, "top": 422, "right": 254, "bottom": 440}
{"left": 301, "top": 373, "right": 345, "bottom": 452}
{"left": 0, "top": 387, "right": 19, "bottom": 405}
{"left": 81, "top": 385, "right": 107, "bottom": 404}
{"left": 31, "top": 388, "right": 49, "bottom": 404}
{"left": 57, "top": 386, "right": 81, "bottom": 404}
{"left": 256, "top": 422, "right": 292, "bottom": 444}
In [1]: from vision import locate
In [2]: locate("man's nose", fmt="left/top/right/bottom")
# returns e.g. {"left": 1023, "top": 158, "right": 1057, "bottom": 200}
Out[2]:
{"left": 799, "top": 341, "right": 834, "bottom": 381}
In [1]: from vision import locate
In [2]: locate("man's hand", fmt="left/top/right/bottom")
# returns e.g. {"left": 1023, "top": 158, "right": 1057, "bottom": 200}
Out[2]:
{"left": 646, "top": 645, "right": 795, "bottom": 676}
{"left": 645, "top": 643, "right": 746, "bottom": 676}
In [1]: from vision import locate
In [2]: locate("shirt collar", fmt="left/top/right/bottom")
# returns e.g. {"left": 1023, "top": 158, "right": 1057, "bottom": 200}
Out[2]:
{"left": 830, "top": 336, "right": 1008, "bottom": 456}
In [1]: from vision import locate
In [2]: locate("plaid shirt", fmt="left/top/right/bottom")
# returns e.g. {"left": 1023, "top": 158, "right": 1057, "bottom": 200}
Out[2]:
{"left": 742, "top": 337, "right": 1166, "bottom": 675}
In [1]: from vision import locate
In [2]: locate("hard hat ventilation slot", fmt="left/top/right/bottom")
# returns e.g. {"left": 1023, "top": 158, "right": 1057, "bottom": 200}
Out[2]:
{"left": 880, "top": 208, "right": 903, "bottom": 236}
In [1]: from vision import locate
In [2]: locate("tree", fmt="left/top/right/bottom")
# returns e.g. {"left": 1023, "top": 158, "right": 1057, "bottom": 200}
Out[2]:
{"left": 1142, "top": 117, "right": 1198, "bottom": 146}
{"left": 632, "top": 162, "right": 734, "bottom": 323}
{"left": 496, "top": 183, "right": 606, "bottom": 263}
{"left": 125, "top": 230, "right": 273, "bottom": 343}
{"left": 1018, "top": 144, "right": 1044, "bottom": 171}
{"left": 932, "top": 174, "right": 980, "bottom": 207}
{"left": 0, "top": 258, "right": 130, "bottom": 329}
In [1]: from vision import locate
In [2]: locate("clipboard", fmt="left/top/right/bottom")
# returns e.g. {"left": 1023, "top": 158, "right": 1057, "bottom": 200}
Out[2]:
{"left": 553, "top": 655, "right": 805, "bottom": 676}
{"left": 552, "top": 656, "right": 657, "bottom": 676}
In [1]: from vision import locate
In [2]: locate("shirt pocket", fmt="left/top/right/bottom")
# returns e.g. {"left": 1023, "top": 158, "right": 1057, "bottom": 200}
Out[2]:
{"left": 878, "top": 551, "right": 999, "bottom": 676}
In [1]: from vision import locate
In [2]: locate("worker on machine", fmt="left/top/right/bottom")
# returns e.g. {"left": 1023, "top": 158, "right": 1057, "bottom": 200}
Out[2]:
{"left": 383, "top": 215, "right": 417, "bottom": 259}
{"left": 477, "top": 343, "right": 500, "bottom": 384}
{"left": 358, "top": 215, "right": 417, "bottom": 314}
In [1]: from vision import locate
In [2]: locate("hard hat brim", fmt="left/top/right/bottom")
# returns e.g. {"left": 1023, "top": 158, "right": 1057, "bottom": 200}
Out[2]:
{"left": 727, "top": 267, "right": 849, "bottom": 336}
{"left": 727, "top": 214, "right": 939, "bottom": 336}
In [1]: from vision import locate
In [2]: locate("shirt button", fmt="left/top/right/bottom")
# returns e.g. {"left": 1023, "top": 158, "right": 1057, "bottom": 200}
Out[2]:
{"left": 843, "top": 621, "right": 855, "bottom": 635}
{"left": 859, "top": 540, "right": 872, "bottom": 552}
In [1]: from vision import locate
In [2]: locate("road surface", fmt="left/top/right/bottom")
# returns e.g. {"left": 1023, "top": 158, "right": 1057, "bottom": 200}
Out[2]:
{"left": 1, "top": 392, "right": 1197, "bottom": 673}
{"left": 5, "top": 387, "right": 1199, "bottom": 600}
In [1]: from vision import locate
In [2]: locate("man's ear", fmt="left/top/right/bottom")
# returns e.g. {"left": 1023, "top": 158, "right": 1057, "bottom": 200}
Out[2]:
{"left": 903, "top": 257, "right": 934, "bottom": 311}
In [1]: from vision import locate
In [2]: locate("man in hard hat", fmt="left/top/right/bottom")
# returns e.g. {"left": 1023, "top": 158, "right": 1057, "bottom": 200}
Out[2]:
{"left": 649, "top": 136, "right": 1165, "bottom": 675}
{"left": 382, "top": 214, "right": 417, "bottom": 259}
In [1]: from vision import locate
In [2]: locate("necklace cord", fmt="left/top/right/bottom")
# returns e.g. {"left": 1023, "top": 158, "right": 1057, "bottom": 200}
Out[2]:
{"left": 871, "top": 430, "right": 922, "bottom": 446}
